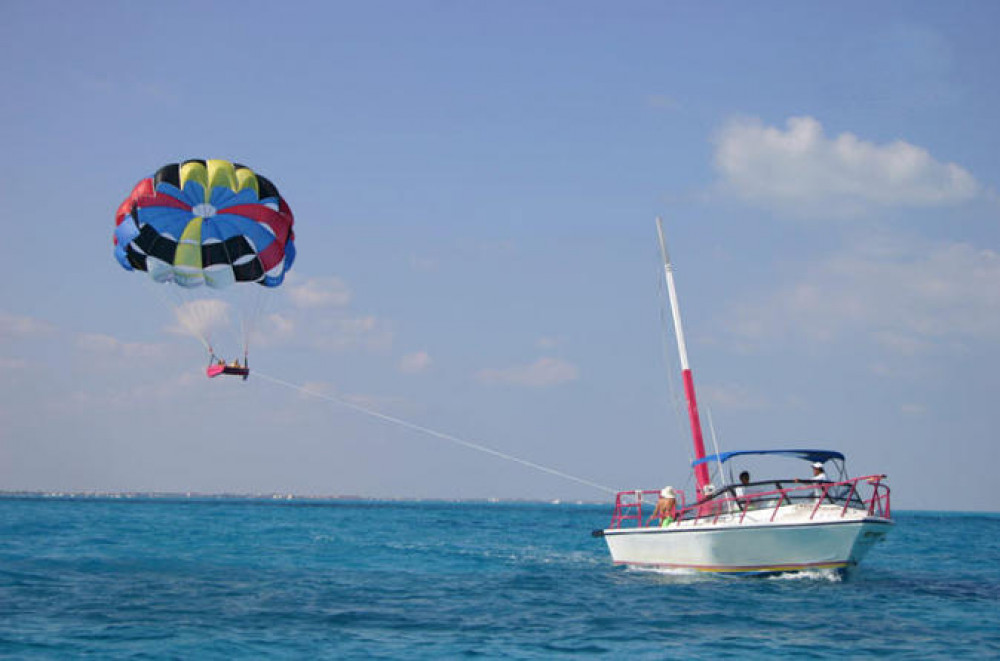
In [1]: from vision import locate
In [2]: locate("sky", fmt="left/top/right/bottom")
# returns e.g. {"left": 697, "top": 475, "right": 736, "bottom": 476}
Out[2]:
{"left": 1, "top": 1, "right": 998, "bottom": 511}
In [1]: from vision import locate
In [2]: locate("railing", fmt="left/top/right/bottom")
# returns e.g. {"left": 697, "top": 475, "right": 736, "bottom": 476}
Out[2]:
{"left": 608, "top": 489, "right": 688, "bottom": 529}
{"left": 607, "top": 475, "right": 890, "bottom": 529}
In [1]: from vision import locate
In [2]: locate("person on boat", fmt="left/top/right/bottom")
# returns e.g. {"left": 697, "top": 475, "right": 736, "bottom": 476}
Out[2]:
{"left": 734, "top": 471, "right": 752, "bottom": 497}
{"left": 734, "top": 471, "right": 755, "bottom": 511}
{"left": 794, "top": 462, "right": 829, "bottom": 484}
{"left": 647, "top": 486, "right": 677, "bottom": 527}
{"left": 795, "top": 462, "right": 830, "bottom": 502}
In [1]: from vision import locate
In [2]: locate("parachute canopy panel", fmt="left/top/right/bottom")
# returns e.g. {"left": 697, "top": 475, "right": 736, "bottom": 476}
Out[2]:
{"left": 113, "top": 159, "right": 296, "bottom": 289}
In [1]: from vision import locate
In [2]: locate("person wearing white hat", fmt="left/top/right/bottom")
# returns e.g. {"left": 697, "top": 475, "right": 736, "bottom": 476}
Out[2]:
{"left": 795, "top": 461, "right": 830, "bottom": 502}
{"left": 795, "top": 461, "right": 828, "bottom": 483}
{"left": 647, "top": 486, "right": 677, "bottom": 527}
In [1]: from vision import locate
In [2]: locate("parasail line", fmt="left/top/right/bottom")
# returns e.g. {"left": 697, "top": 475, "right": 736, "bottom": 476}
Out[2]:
{"left": 145, "top": 278, "right": 214, "bottom": 354}
{"left": 253, "top": 370, "right": 618, "bottom": 495}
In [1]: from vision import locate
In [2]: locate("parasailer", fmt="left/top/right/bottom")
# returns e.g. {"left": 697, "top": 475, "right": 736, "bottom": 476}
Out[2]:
{"left": 113, "top": 159, "right": 295, "bottom": 379}
{"left": 206, "top": 353, "right": 249, "bottom": 380}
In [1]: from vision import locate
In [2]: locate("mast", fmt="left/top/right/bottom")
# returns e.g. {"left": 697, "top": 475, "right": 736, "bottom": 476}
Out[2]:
{"left": 655, "top": 217, "right": 711, "bottom": 493}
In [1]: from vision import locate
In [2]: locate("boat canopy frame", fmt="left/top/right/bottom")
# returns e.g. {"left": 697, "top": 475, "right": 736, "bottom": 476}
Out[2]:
{"left": 693, "top": 449, "right": 849, "bottom": 494}
{"left": 692, "top": 449, "right": 845, "bottom": 468}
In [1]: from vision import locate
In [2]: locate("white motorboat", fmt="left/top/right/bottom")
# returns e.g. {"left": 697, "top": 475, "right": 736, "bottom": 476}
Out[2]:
{"left": 596, "top": 220, "right": 892, "bottom": 575}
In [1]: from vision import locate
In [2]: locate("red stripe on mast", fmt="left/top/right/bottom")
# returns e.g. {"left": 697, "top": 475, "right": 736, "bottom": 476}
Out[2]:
{"left": 682, "top": 369, "right": 711, "bottom": 490}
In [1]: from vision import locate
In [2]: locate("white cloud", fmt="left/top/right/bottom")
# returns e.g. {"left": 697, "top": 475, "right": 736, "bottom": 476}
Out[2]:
{"left": 409, "top": 255, "right": 438, "bottom": 272}
{"left": 0, "top": 356, "right": 29, "bottom": 370}
{"left": 713, "top": 116, "right": 980, "bottom": 217}
{"left": 76, "top": 333, "right": 169, "bottom": 360}
{"left": 729, "top": 237, "right": 1000, "bottom": 352}
{"left": 476, "top": 357, "right": 580, "bottom": 387}
{"left": 291, "top": 381, "right": 412, "bottom": 413}
{"left": 399, "top": 351, "right": 431, "bottom": 374}
{"left": 54, "top": 371, "right": 201, "bottom": 414}
{"left": 288, "top": 276, "right": 352, "bottom": 309}
{"left": 167, "top": 299, "right": 231, "bottom": 339}
{"left": 0, "top": 313, "right": 55, "bottom": 340}
{"left": 343, "top": 392, "right": 410, "bottom": 411}
{"left": 536, "top": 336, "right": 562, "bottom": 350}
{"left": 248, "top": 313, "right": 295, "bottom": 347}
{"left": 700, "top": 384, "right": 770, "bottom": 411}
{"left": 310, "top": 315, "right": 393, "bottom": 353}
{"left": 299, "top": 381, "right": 337, "bottom": 398}
{"left": 647, "top": 94, "right": 680, "bottom": 111}
{"left": 247, "top": 274, "right": 389, "bottom": 354}
{"left": 871, "top": 331, "right": 931, "bottom": 356}
{"left": 267, "top": 314, "right": 294, "bottom": 335}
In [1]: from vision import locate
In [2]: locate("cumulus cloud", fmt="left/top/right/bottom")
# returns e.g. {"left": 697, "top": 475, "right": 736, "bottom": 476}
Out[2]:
{"left": 476, "top": 357, "right": 579, "bottom": 387}
{"left": 647, "top": 94, "right": 680, "bottom": 110}
{"left": 247, "top": 313, "right": 295, "bottom": 348}
{"left": 536, "top": 336, "right": 562, "bottom": 350}
{"left": 310, "top": 315, "right": 393, "bottom": 353}
{"left": 0, "top": 313, "right": 55, "bottom": 339}
{"left": 288, "top": 276, "right": 352, "bottom": 309}
{"left": 57, "top": 371, "right": 200, "bottom": 414}
{"left": 167, "top": 299, "right": 231, "bottom": 339}
{"left": 76, "top": 333, "right": 169, "bottom": 360}
{"left": 700, "top": 384, "right": 770, "bottom": 411}
{"left": 247, "top": 274, "right": 390, "bottom": 354}
{"left": 409, "top": 255, "right": 438, "bottom": 272}
{"left": 399, "top": 351, "right": 431, "bottom": 374}
{"left": 343, "top": 392, "right": 411, "bottom": 411}
{"left": 299, "top": 381, "right": 337, "bottom": 398}
{"left": 714, "top": 116, "right": 980, "bottom": 217}
{"left": 0, "top": 356, "right": 29, "bottom": 370}
{"left": 729, "top": 237, "right": 1000, "bottom": 352}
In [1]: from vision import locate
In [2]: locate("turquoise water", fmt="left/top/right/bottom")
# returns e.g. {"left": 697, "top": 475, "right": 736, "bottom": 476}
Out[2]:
{"left": 1, "top": 497, "right": 997, "bottom": 659}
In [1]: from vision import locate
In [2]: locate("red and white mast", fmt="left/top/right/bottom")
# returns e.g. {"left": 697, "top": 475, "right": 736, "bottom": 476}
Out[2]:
{"left": 656, "top": 217, "right": 711, "bottom": 495}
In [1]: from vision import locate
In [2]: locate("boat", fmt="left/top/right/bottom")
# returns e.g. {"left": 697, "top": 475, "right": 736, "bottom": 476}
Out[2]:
{"left": 595, "top": 219, "right": 892, "bottom": 575}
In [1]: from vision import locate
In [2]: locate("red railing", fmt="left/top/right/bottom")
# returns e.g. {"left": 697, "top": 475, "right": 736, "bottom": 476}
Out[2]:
{"left": 607, "top": 475, "right": 890, "bottom": 529}
{"left": 609, "top": 489, "right": 689, "bottom": 529}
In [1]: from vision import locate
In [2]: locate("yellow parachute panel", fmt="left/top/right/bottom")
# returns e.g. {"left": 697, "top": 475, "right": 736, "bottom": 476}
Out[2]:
{"left": 235, "top": 166, "right": 259, "bottom": 196}
{"left": 207, "top": 159, "right": 238, "bottom": 194}
{"left": 179, "top": 161, "right": 209, "bottom": 200}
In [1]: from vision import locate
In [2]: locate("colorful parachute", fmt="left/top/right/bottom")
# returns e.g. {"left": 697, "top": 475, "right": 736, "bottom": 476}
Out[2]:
{"left": 113, "top": 160, "right": 296, "bottom": 375}
{"left": 113, "top": 159, "right": 295, "bottom": 288}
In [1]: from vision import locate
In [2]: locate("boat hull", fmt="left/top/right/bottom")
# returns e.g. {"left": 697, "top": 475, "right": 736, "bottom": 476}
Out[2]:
{"left": 603, "top": 508, "right": 892, "bottom": 574}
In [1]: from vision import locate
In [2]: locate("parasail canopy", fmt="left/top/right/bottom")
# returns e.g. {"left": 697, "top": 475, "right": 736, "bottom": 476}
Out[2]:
{"left": 113, "top": 159, "right": 296, "bottom": 289}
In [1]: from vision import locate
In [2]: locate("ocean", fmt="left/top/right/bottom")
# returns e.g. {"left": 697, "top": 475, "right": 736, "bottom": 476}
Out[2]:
{"left": 1, "top": 496, "right": 997, "bottom": 659}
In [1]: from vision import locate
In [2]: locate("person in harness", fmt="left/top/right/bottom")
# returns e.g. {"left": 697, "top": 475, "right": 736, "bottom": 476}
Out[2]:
{"left": 206, "top": 353, "right": 249, "bottom": 380}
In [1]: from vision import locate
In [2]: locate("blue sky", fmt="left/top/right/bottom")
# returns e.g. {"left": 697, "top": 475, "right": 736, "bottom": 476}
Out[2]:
{"left": 1, "top": 1, "right": 998, "bottom": 511}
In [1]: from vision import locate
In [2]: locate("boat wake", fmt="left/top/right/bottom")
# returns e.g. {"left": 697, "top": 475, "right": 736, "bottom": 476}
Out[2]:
{"left": 766, "top": 568, "right": 842, "bottom": 583}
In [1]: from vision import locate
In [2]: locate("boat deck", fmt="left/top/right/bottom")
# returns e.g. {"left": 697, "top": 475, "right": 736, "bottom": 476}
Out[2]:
{"left": 608, "top": 475, "right": 891, "bottom": 531}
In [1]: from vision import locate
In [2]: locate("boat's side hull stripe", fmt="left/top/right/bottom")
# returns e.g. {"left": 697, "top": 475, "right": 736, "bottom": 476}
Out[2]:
{"left": 613, "top": 559, "right": 850, "bottom": 573}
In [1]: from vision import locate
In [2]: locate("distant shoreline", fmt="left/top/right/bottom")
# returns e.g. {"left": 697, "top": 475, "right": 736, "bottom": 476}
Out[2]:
{"left": 0, "top": 490, "right": 605, "bottom": 506}
{"left": 0, "top": 492, "right": 993, "bottom": 513}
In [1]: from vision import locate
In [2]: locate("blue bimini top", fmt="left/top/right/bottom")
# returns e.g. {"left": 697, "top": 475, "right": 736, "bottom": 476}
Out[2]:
{"left": 691, "top": 449, "right": 845, "bottom": 468}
